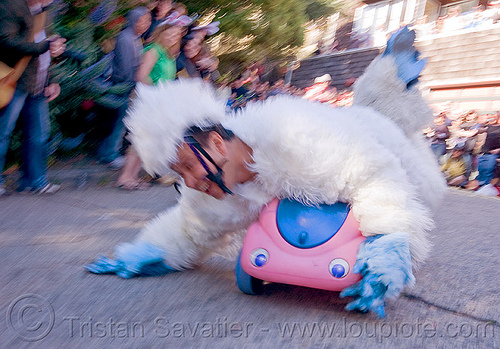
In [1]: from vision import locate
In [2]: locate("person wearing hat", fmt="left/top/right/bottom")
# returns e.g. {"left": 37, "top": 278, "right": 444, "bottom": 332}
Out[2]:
{"left": 304, "top": 73, "right": 336, "bottom": 103}
{"left": 86, "top": 28, "right": 445, "bottom": 318}
{"left": 440, "top": 142, "right": 468, "bottom": 186}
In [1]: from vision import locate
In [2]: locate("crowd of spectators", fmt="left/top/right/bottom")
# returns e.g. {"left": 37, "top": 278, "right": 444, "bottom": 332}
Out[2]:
{"left": 2, "top": 0, "right": 499, "bottom": 199}
{"left": 413, "top": 2, "right": 500, "bottom": 38}
{"left": 223, "top": 71, "right": 355, "bottom": 112}
{"left": 423, "top": 108, "right": 500, "bottom": 194}
{"left": 0, "top": 0, "right": 225, "bottom": 194}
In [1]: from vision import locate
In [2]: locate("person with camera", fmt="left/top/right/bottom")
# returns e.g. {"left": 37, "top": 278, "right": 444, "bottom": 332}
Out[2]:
{"left": 0, "top": 0, "right": 66, "bottom": 197}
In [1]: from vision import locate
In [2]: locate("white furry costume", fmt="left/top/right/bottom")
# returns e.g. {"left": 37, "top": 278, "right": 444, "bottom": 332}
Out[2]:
{"left": 88, "top": 31, "right": 445, "bottom": 315}
{"left": 127, "top": 59, "right": 445, "bottom": 271}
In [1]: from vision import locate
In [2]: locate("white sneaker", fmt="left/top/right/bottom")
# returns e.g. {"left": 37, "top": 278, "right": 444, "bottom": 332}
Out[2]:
{"left": 35, "top": 183, "right": 61, "bottom": 195}
{"left": 0, "top": 186, "right": 6, "bottom": 197}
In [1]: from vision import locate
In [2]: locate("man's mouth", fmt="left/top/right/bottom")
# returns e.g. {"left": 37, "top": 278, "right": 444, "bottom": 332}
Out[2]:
{"left": 199, "top": 181, "right": 210, "bottom": 193}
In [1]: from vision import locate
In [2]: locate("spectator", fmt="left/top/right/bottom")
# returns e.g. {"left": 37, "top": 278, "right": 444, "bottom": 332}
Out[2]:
{"left": 143, "top": 0, "right": 173, "bottom": 42}
{"left": 458, "top": 110, "right": 482, "bottom": 178}
{"left": 303, "top": 74, "right": 335, "bottom": 102}
{"left": 268, "top": 78, "right": 286, "bottom": 97}
{"left": 136, "top": 22, "right": 181, "bottom": 85}
{"left": 171, "top": 2, "right": 188, "bottom": 17}
{"left": 441, "top": 143, "right": 468, "bottom": 186}
{"left": 192, "top": 44, "right": 219, "bottom": 82}
{"left": 0, "top": 0, "right": 66, "bottom": 196}
{"left": 95, "top": 7, "right": 151, "bottom": 168}
{"left": 231, "top": 75, "right": 249, "bottom": 99}
{"left": 176, "top": 33, "right": 202, "bottom": 78}
{"left": 429, "top": 112, "right": 451, "bottom": 162}
{"left": 116, "top": 22, "right": 182, "bottom": 190}
{"left": 475, "top": 111, "right": 500, "bottom": 187}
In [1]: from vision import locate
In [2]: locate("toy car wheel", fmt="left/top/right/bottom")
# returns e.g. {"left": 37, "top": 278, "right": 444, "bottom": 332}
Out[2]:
{"left": 235, "top": 252, "right": 264, "bottom": 295}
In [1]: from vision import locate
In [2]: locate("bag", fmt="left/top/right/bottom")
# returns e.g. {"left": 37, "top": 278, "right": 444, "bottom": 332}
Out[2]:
{"left": 79, "top": 52, "right": 134, "bottom": 109}
{"left": 0, "top": 57, "right": 31, "bottom": 109}
{"left": 1, "top": 11, "right": 45, "bottom": 109}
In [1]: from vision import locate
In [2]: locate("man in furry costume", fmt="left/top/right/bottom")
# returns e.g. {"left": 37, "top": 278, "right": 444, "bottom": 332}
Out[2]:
{"left": 87, "top": 28, "right": 445, "bottom": 317}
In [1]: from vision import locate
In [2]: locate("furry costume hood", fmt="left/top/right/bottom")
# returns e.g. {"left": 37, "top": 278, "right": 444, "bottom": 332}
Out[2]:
{"left": 125, "top": 79, "right": 227, "bottom": 176}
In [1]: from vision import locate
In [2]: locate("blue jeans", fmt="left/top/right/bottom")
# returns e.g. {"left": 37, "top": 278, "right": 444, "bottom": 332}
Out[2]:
{"left": 0, "top": 89, "right": 50, "bottom": 189}
{"left": 96, "top": 102, "right": 128, "bottom": 163}
{"left": 462, "top": 152, "right": 472, "bottom": 179}
{"left": 477, "top": 153, "right": 499, "bottom": 186}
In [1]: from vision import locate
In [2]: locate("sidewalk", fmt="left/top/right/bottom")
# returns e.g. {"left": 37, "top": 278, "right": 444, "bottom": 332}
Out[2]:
{"left": 2, "top": 155, "right": 123, "bottom": 193}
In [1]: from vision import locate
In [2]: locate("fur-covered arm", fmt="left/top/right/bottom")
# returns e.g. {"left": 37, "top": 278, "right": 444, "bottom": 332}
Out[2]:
{"left": 85, "top": 204, "right": 212, "bottom": 277}
{"left": 349, "top": 167, "right": 434, "bottom": 266}
{"left": 135, "top": 205, "right": 211, "bottom": 270}
{"left": 85, "top": 183, "right": 262, "bottom": 277}
{"left": 136, "top": 186, "right": 261, "bottom": 270}
{"left": 340, "top": 232, "right": 415, "bottom": 318}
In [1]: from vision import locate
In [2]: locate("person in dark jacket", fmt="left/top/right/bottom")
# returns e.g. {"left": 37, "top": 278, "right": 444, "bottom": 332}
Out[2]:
{"left": 0, "top": 0, "right": 66, "bottom": 196}
{"left": 96, "top": 7, "right": 151, "bottom": 166}
{"left": 175, "top": 33, "right": 202, "bottom": 78}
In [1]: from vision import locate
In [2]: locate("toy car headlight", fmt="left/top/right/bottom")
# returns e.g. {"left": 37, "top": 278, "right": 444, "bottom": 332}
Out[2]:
{"left": 250, "top": 249, "right": 269, "bottom": 267}
{"left": 329, "top": 258, "right": 349, "bottom": 278}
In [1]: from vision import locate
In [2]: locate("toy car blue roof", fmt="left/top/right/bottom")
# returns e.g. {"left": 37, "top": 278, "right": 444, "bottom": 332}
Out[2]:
{"left": 276, "top": 199, "right": 350, "bottom": 249}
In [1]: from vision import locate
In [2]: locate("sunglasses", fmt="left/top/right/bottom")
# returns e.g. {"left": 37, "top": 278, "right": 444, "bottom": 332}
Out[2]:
{"left": 184, "top": 135, "right": 233, "bottom": 195}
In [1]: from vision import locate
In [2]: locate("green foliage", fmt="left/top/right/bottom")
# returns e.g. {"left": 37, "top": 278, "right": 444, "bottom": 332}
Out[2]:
{"left": 46, "top": 0, "right": 340, "bottom": 138}
{"left": 184, "top": 0, "right": 340, "bottom": 70}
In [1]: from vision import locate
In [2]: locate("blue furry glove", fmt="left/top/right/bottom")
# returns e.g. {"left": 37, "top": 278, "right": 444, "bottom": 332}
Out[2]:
{"left": 383, "top": 26, "right": 426, "bottom": 89}
{"left": 85, "top": 240, "right": 176, "bottom": 278}
{"left": 340, "top": 232, "right": 415, "bottom": 318}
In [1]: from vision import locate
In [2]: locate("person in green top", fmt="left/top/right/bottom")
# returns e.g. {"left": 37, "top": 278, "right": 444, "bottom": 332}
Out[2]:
{"left": 116, "top": 22, "right": 182, "bottom": 190}
{"left": 136, "top": 22, "right": 181, "bottom": 85}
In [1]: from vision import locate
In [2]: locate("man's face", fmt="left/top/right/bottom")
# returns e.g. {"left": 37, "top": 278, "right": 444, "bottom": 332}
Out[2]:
{"left": 160, "top": 26, "right": 182, "bottom": 49}
{"left": 170, "top": 142, "right": 227, "bottom": 199}
{"left": 135, "top": 13, "right": 152, "bottom": 36}
{"left": 156, "top": 0, "right": 172, "bottom": 17}
{"left": 184, "top": 39, "right": 201, "bottom": 58}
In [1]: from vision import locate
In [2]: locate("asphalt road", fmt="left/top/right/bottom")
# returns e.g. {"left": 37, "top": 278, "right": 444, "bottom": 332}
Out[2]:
{"left": 0, "top": 183, "right": 499, "bottom": 348}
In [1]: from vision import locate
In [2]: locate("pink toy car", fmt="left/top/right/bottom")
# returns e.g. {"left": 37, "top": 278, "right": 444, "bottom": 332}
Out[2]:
{"left": 235, "top": 198, "right": 366, "bottom": 294}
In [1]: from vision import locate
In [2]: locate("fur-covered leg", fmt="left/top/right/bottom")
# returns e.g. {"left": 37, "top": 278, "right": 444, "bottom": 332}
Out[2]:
{"left": 340, "top": 232, "right": 415, "bottom": 317}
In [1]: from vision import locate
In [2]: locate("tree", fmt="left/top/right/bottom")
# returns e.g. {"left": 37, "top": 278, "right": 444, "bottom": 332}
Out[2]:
{"left": 183, "top": 0, "right": 341, "bottom": 71}
{"left": 8, "top": 0, "right": 342, "bottom": 159}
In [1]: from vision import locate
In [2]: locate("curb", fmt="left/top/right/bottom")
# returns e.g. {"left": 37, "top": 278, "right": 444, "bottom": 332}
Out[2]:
{"left": 2, "top": 157, "right": 120, "bottom": 190}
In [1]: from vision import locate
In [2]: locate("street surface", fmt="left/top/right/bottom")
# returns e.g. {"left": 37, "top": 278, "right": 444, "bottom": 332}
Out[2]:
{"left": 0, "top": 166, "right": 498, "bottom": 348}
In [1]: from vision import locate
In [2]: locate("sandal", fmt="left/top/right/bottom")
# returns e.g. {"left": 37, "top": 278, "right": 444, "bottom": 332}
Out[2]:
{"left": 116, "top": 180, "right": 151, "bottom": 191}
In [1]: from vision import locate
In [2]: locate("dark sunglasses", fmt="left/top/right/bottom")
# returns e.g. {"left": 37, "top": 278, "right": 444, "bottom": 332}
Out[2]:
{"left": 184, "top": 135, "right": 233, "bottom": 195}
